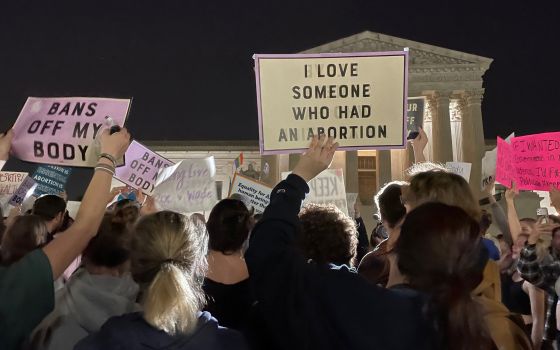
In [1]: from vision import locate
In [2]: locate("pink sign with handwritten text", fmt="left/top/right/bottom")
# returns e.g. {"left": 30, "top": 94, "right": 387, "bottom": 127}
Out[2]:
{"left": 496, "top": 132, "right": 560, "bottom": 190}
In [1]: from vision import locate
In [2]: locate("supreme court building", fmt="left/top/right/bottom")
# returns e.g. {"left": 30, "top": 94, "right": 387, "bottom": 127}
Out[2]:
{"left": 143, "top": 31, "right": 493, "bottom": 209}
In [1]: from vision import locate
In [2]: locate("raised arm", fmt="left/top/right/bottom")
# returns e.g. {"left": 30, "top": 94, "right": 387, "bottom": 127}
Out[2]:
{"left": 505, "top": 182, "right": 523, "bottom": 244}
{"left": 410, "top": 127, "right": 428, "bottom": 163}
{"left": 517, "top": 222, "right": 560, "bottom": 295}
{"left": 246, "top": 135, "right": 338, "bottom": 280}
{"left": 551, "top": 186, "right": 560, "bottom": 214}
{"left": 483, "top": 179, "right": 512, "bottom": 246}
{"left": 0, "top": 129, "right": 14, "bottom": 170}
{"left": 42, "top": 129, "right": 130, "bottom": 279}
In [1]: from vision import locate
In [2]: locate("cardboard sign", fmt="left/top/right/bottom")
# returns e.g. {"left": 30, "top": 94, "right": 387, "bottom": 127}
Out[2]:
{"left": 254, "top": 52, "right": 408, "bottom": 154}
{"left": 114, "top": 141, "right": 174, "bottom": 195}
{"left": 282, "top": 168, "right": 349, "bottom": 216}
{"left": 0, "top": 172, "right": 28, "bottom": 212}
{"left": 11, "top": 97, "right": 131, "bottom": 167}
{"left": 511, "top": 132, "right": 560, "bottom": 190}
{"left": 346, "top": 192, "right": 359, "bottom": 218}
{"left": 9, "top": 176, "right": 37, "bottom": 206}
{"left": 31, "top": 165, "right": 72, "bottom": 196}
{"left": 445, "top": 162, "right": 472, "bottom": 182}
{"left": 66, "top": 201, "right": 81, "bottom": 219}
{"left": 496, "top": 137, "right": 516, "bottom": 187}
{"left": 481, "top": 132, "right": 514, "bottom": 189}
{"left": 229, "top": 173, "right": 272, "bottom": 214}
{"left": 407, "top": 97, "right": 425, "bottom": 135}
{"left": 153, "top": 157, "right": 218, "bottom": 214}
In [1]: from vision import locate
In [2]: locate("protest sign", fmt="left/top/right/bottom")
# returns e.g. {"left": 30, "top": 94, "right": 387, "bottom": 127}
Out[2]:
{"left": 229, "top": 173, "right": 272, "bottom": 214}
{"left": 346, "top": 192, "right": 359, "bottom": 218}
{"left": 511, "top": 132, "right": 560, "bottom": 191}
{"left": 445, "top": 162, "right": 472, "bottom": 182}
{"left": 9, "top": 176, "right": 37, "bottom": 206}
{"left": 0, "top": 172, "right": 28, "bottom": 212}
{"left": 254, "top": 52, "right": 408, "bottom": 154}
{"left": 31, "top": 165, "right": 72, "bottom": 196}
{"left": 66, "top": 201, "right": 81, "bottom": 219}
{"left": 11, "top": 97, "right": 131, "bottom": 167}
{"left": 282, "top": 168, "right": 349, "bottom": 216}
{"left": 481, "top": 132, "right": 515, "bottom": 189}
{"left": 496, "top": 137, "right": 515, "bottom": 187}
{"left": 115, "top": 141, "right": 174, "bottom": 195}
{"left": 407, "top": 97, "right": 425, "bottom": 136}
{"left": 153, "top": 157, "right": 218, "bottom": 214}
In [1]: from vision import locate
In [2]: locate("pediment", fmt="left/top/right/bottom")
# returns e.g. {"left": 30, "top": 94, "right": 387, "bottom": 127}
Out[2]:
{"left": 301, "top": 31, "right": 492, "bottom": 69}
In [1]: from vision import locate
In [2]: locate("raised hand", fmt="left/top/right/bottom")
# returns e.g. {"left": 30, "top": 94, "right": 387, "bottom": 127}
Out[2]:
{"left": 505, "top": 181, "right": 518, "bottom": 202}
{"left": 483, "top": 178, "right": 496, "bottom": 202}
{"left": 0, "top": 129, "right": 14, "bottom": 161}
{"left": 528, "top": 222, "right": 560, "bottom": 245}
{"left": 99, "top": 127, "right": 131, "bottom": 159}
{"left": 292, "top": 135, "right": 339, "bottom": 182}
{"left": 550, "top": 186, "right": 560, "bottom": 212}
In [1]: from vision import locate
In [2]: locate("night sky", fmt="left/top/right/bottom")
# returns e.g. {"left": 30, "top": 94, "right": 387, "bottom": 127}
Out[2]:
{"left": 1, "top": 0, "right": 558, "bottom": 197}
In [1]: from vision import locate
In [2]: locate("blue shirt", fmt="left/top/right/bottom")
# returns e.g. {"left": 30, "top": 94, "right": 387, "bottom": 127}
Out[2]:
{"left": 482, "top": 238, "right": 500, "bottom": 261}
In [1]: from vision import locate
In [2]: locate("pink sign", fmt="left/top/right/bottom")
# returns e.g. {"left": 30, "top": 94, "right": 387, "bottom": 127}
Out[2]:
{"left": 496, "top": 132, "right": 560, "bottom": 190}
{"left": 115, "top": 141, "right": 174, "bottom": 195}
{"left": 512, "top": 132, "right": 560, "bottom": 191}
{"left": 11, "top": 97, "right": 131, "bottom": 167}
{"left": 496, "top": 137, "right": 515, "bottom": 188}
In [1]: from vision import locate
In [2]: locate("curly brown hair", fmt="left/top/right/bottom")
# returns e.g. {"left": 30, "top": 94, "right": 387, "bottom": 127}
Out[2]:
{"left": 298, "top": 203, "right": 358, "bottom": 266}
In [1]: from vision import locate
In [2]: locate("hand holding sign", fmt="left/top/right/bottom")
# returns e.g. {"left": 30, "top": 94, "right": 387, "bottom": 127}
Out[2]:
{"left": 0, "top": 129, "right": 14, "bottom": 161}
{"left": 293, "top": 135, "right": 339, "bottom": 182}
{"left": 550, "top": 186, "right": 560, "bottom": 212}
{"left": 505, "top": 181, "right": 518, "bottom": 203}
{"left": 100, "top": 127, "right": 131, "bottom": 160}
{"left": 410, "top": 127, "right": 428, "bottom": 163}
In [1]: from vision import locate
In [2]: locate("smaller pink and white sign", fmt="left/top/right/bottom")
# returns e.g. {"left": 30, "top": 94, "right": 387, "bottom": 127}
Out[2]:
{"left": 115, "top": 141, "right": 174, "bottom": 195}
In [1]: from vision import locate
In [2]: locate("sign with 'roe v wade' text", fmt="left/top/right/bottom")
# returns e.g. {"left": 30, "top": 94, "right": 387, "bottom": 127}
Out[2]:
{"left": 11, "top": 97, "right": 131, "bottom": 167}
{"left": 152, "top": 157, "right": 218, "bottom": 214}
{"left": 115, "top": 141, "right": 174, "bottom": 195}
{"left": 254, "top": 51, "right": 408, "bottom": 154}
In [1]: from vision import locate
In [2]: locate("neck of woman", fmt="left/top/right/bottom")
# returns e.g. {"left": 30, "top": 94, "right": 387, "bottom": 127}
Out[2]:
{"left": 206, "top": 249, "right": 249, "bottom": 284}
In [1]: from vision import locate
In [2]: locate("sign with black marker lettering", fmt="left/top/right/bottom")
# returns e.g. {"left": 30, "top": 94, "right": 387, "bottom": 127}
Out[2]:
{"left": 115, "top": 141, "right": 174, "bottom": 195}
{"left": 254, "top": 52, "right": 408, "bottom": 154}
{"left": 282, "top": 168, "right": 348, "bottom": 216}
{"left": 11, "top": 97, "right": 131, "bottom": 167}
{"left": 9, "top": 176, "right": 37, "bottom": 206}
{"left": 152, "top": 157, "right": 218, "bottom": 214}
{"left": 229, "top": 173, "right": 272, "bottom": 214}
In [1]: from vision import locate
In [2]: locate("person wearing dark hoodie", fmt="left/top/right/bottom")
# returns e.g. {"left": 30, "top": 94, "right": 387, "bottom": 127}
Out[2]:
{"left": 29, "top": 214, "right": 139, "bottom": 350}
{"left": 75, "top": 210, "right": 248, "bottom": 350}
{"left": 244, "top": 136, "right": 431, "bottom": 350}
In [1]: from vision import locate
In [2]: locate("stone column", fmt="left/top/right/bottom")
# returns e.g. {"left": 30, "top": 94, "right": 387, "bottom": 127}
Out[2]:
{"left": 376, "top": 150, "right": 392, "bottom": 188}
{"left": 288, "top": 154, "right": 300, "bottom": 170}
{"left": 462, "top": 89, "right": 486, "bottom": 197}
{"left": 431, "top": 91, "right": 454, "bottom": 163}
{"left": 345, "top": 151, "right": 359, "bottom": 193}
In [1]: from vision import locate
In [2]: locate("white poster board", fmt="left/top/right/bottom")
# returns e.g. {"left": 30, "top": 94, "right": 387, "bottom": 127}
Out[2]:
{"left": 282, "top": 168, "right": 348, "bottom": 216}
{"left": 229, "top": 173, "right": 273, "bottom": 214}
{"left": 153, "top": 157, "right": 218, "bottom": 214}
{"left": 445, "top": 162, "right": 472, "bottom": 183}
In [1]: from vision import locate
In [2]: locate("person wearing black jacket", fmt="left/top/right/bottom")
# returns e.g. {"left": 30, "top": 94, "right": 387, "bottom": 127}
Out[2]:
{"left": 245, "top": 136, "right": 434, "bottom": 350}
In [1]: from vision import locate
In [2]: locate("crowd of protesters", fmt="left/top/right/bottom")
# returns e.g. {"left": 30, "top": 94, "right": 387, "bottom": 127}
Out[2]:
{"left": 1, "top": 126, "right": 560, "bottom": 350}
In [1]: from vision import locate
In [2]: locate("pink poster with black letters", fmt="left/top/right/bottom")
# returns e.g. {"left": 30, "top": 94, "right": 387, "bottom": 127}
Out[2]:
{"left": 11, "top": 97, "right": 131, "bottom": 167}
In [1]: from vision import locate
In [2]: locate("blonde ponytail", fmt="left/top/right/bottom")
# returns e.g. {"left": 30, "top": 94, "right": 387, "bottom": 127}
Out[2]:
{"left": 131, "top": 211, "right": 209, "bottom": 335}
{"left": 143, "top": 263, "right": 204, "bottom": 334}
